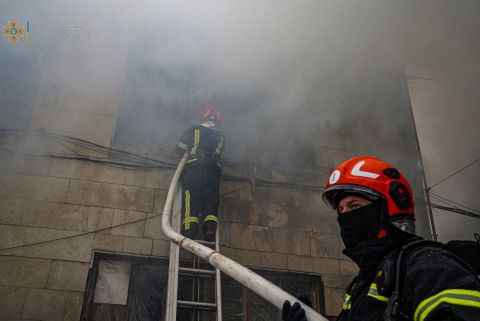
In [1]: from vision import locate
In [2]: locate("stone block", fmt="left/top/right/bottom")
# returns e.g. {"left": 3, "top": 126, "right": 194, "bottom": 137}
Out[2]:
{"left": 0, "top": 224, "right": 79, "bottom": 250}
{"left": 0, "top": 150, "right": 51, "bottom": 176}
{"left": 0, "top": 256, "right": 51, "bottom": 288}
{"left": 311, "top": 210, "right": 339, "bottom": 234}
{"left": 109, "top": 209, "right": 146, "bottom": 237}
{"left": 0, "top": 198, "right": 23, "bottom": 224}
{"left": 66, "top": 180, "right": 154, "bottom": 212}
{"left": 123, "top": 237, "right": 152, "bottom": 255}
{"left": 65, "top": 292, "right": 83, "bottom": 321}
{"left": 219, "top": 181, "right": 251, "bottom": 200}
{"left": 235, "top": 249, "right": 261, "bottom": 267}
{"left": 152, "top": 189, "right": 168, "bottom": 213}
{"left": 296, "top": 190, "right": 323, "bottom": 208}
{"left": 19, "top": 199, "right": 113, "bottom": 232}
{"left": 230, "top": 224, "right": 288, "bottom": 253}
{"left": 93, "top": 233, "right": 124, "bottom": 252}
{"left": 324, "top": 287, "right": 344, "bottom": 317}
{"left": 144, "top": 214, "right": 168, "bottom": 240}
{"left": 134, "top": 170, "right": 173, "bottom": 190}
{"left": 323, "top": 274, "right": 353, "bottom": 288}
{"left": 21, "top": 288, "right": 68, "bottom": 321}
{"left": 55, "top": 109, "right": 115, "bottom": 142}
{"left": 0, "top": 286, "right": 27, "bottom": 318}
{"left": 3, "top": 232, "right": 94, "bottom": 262}
{"left": 250, "top": 201, "right": 288, "bottom": 228}
{"left": 253, "top": 186, "right": 298, "bottom": 206}
{"left": 287, "top": 230, "right": 311, "bottom": 256}
{"left": 86, "top": 206, "right": 114, "bottom": 232}
{"left": 286, "top": 206, "right": 314, "bottom": 232}
{"left": 310, "top": 232, "right": 341, "bottom": 259}
{"left": 18, "top": 134, "right": 74, "bottom": 157}
{"left": 0, "top": 173, "right": 69, "bottom": 202}
{"left": 287, "top": 255, "right": 313, "bottom": 272}
{"left": 313, "top": 258, "right": 339, "bottom": 275}
{"left": 49, "top": 158, "right": 135, "bottom": 185}
{"left": 339, "top": 260, "right": 358, "bottom": 276}
{"left": 220, "top": 198, "right": 250, "bottom": 224}
{"left": 260, "top": 252, "right": 288, "bottom": 270}
{"left": 47, "top": 261, "right": 89, "bottom": 292}
{"left": 19, "top": 200, "right": 85, "bottom": 231}
{"left": 219, "top": 222, "right": 230, "bottom": 247}
{"left": 152, "top": 239, "right": 170, "bottom": 257}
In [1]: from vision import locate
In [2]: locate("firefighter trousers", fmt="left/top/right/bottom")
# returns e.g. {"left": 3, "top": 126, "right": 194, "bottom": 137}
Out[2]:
{"left": 180, "top": 165, "right": 221, "bottom": 236}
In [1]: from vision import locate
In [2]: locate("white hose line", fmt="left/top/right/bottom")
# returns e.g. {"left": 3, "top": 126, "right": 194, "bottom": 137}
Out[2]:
{"left": 161, "top": 154, "right": 328, "bottom": 321}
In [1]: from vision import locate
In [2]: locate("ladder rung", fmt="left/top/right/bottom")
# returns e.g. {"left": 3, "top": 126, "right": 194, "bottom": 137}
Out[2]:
{"left": 177, "top": 300, "right": 217, "bottom": 309}
{"left": 179, "top": 267, "right": 216, "bottom": 276}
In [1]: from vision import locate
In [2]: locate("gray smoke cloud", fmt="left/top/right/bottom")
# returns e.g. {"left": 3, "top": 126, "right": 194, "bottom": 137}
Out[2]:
{"left": 1, "top": 0, "right": 479, "bottom": 239}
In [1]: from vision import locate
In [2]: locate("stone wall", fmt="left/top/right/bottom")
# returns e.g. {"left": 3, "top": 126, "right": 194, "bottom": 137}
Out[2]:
{"left": 0, "top": 126, "right": 359, "bottom": 320}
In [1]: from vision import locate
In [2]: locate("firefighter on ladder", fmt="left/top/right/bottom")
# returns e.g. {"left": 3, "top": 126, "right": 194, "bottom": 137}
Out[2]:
{"left": 176, "top": 106, "right": 225, "bottom": 242}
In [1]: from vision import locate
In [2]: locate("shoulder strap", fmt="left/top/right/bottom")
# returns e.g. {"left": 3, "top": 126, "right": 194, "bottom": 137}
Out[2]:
{"left": 383, "top": 239, "right": 441, "bottom": 321}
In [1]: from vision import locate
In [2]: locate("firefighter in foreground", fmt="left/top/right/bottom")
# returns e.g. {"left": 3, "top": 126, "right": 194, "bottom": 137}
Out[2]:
{"left": 176, "top": 107, "right": 225, "bottom": 242}
{"left": 283, "top": 156, "right": 480, "bottom": 321}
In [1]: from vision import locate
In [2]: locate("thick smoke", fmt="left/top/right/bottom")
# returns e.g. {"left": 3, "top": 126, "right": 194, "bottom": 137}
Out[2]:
{"left": 1, "top": 0, "right": 479, "bottom": 239}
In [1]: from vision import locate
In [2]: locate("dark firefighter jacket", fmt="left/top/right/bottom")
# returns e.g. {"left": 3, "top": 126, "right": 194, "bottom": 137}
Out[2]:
{"left": 338, "top": 225, "right": 480, "bottom": 321}
{"left": 176, "top": 124, "right": 225, "bottom": 167}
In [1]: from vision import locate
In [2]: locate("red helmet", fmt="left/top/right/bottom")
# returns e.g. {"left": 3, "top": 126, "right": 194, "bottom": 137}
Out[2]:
{"left": 201, "top": 106, "right": 221, "bottom": 125}
{"left": 323, "top": 156, "right": 414, "bottom": 222}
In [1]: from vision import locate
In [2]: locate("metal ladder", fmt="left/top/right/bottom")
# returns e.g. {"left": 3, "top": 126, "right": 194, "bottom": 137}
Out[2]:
{"left": 165, "top": 185, "right": 223, "bottom": 321}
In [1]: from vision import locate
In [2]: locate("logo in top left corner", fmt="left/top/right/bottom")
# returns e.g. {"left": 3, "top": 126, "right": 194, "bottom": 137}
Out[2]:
{"left": 3, "top": 20, "right": 30, "bottom": 45}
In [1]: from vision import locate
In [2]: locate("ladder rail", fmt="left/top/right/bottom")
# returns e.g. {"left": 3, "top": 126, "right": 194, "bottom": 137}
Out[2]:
{"left": 215, "top": 218, "right": 222, "bottom": 321}
{"left": 162, "top": 154, "right": 328, "bottom": 321}
{"left": 165, "top": 182, "right": 182, "bottom": 321}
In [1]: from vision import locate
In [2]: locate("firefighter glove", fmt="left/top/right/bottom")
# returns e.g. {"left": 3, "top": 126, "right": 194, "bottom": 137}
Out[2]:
{"left": 282, "top": 301, "right": 307, "bottom": 321}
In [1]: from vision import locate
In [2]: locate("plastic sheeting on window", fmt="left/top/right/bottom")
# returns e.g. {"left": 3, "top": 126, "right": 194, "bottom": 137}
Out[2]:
{"left": 127, "top": 264, "right": 168, "bottom": 321}
{"left": 81, "top": 255, "right": 170, "bottom": 321}
{"left": 93, "top": 260, "right": 131, "bottom": 305}
{"left": 82, "top": 254, "right": 323, "bottom": 321}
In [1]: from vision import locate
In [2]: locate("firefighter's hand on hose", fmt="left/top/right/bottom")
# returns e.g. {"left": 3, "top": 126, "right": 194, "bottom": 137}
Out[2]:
{"left": 282, "top": 301, "right": 307, "bottom": 321}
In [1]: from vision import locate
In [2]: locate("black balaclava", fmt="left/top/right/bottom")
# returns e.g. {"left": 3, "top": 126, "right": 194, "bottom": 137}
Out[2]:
{"left": 337, "top": 199, "right": 385, "bottom": 250}
{"left": 338, "top": 199, "right": 418, "bottom": 276}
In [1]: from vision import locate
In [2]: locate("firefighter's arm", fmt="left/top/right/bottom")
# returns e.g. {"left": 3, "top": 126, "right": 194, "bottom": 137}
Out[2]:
{"left": 176, "top": 128, "right": 191, "bottom": 155}
{"left": 403, "top": 247, "right": 480, "bottom": 321}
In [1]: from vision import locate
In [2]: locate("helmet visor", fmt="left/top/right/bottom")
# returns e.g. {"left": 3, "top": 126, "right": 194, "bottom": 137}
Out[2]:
{"left": 322, "top": 184, "right": 384, "bottom": 210}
